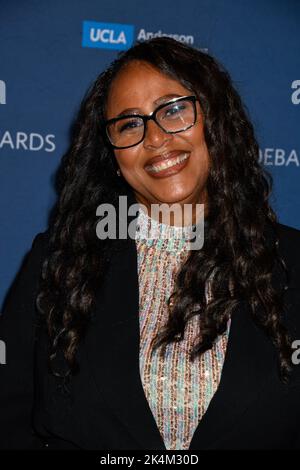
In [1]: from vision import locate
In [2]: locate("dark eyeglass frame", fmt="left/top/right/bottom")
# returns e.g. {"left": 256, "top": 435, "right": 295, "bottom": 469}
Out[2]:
{"left": 105, "top": 95, "right": 199, "bottom": 149}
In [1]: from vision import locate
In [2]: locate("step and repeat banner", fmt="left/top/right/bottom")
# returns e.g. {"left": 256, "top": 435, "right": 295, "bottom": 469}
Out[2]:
{"left": 0, "top": 0, "right": 299, "bottom": 307}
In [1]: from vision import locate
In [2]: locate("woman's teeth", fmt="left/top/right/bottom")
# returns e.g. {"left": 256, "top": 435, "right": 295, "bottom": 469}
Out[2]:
{"left": 145, "top": 153, "right": 189, "bottom": 173}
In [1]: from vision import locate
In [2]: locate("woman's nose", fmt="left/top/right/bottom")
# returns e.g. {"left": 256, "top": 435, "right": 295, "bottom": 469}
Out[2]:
{"left": 143, "top": 119, "right": 172, "bottom": 149}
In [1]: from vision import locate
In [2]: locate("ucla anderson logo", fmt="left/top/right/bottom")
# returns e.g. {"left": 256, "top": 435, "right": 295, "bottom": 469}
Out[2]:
{"left": 0, "top": 80, "right": 6, "bottom": 104}
{"left": 82, "top": 21, "right": 134, "bottom": 51}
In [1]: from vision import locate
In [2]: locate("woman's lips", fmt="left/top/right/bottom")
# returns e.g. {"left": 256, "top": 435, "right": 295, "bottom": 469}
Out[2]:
{"left": 144, "top": 152, "right": 190, "bottom": 178}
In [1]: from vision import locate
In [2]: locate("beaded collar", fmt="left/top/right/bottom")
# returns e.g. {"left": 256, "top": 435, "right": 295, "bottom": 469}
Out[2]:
{"left": 135, "top": 205, "right": 204, "bottom": 252}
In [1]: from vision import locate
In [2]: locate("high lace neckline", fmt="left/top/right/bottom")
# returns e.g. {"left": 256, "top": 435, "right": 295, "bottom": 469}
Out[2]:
{"left": 135, "top": 205, "right": 204, "bottom": 252}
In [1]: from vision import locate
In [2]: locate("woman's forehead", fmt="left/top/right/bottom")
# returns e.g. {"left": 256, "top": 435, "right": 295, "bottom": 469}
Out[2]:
{"left": 106, "top": 61, "right": 191, "bottom": 117}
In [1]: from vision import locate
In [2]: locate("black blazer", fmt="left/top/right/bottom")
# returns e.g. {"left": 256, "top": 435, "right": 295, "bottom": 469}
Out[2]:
{"left": 1, "top": 221, "right": 300, "bottom": 450}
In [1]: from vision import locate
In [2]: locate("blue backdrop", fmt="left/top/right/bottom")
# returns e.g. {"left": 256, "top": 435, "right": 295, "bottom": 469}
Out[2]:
{"left": 1, "top": 0, "right": 299, "bottom": 308}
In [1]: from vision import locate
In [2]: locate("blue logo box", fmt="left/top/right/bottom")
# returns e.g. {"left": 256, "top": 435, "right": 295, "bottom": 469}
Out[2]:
{"left": 82, "top": 21, "right": 135, "bottom": 51}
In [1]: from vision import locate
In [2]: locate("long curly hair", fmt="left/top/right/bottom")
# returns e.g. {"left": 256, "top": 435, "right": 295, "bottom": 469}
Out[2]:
{"left": 36, "top": 37, "right": 292, "bottom": 383}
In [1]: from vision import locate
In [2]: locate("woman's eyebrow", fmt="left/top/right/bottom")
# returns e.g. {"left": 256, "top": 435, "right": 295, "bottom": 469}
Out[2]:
{"left": 154, "top": 93, "right": 182, "bottom": 106}
{"left": 115, "top": 94, "right": 183, "bottom": 118}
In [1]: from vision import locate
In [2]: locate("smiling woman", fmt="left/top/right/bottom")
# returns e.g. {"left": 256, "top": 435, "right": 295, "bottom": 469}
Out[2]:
{"left": 1, "top": 37, "right": 300, "bottom": 451}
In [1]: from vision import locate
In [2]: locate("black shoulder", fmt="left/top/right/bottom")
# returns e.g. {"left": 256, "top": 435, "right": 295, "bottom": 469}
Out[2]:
{"left": 276, "top": 223, "right": 300, "bottom": 288}
{"left": 23, "top": 229, "right": 51, "bottom": 286}
{"left": 277, "top": 223, "right": 300, "bottom": 246}
{"left": 273, "top": 224, "right": 300, "bottom": 360}
{"left": 31, "top": 230, "right": 50, "bottom": 253}
{"left": 1, "top": 230, "right": 50, "bottom": 321}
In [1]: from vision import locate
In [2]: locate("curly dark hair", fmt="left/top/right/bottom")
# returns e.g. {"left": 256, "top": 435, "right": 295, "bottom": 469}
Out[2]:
{"left": 36, "top": 37, "right": 292, "bottom": 384}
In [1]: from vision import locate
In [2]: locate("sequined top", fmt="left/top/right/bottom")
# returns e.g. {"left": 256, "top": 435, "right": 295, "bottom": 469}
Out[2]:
{"left": 135, "top": 206, "right": 230, "bottom": 450}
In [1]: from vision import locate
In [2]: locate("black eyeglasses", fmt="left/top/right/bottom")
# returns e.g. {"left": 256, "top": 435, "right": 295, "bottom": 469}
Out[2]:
{"left": 105, "top": 95, "right": 199, "bottom": 149}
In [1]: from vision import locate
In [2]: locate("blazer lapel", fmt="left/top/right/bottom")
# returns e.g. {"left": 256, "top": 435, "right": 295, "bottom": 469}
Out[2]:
{"left": 189, "top": 301, "right": 278, "bottom": 449}
{"left": 85, "top": 194, "right": 166, "bottom": 449}
{"left": 189, "top": 253, "right": 287, "bottom": 449}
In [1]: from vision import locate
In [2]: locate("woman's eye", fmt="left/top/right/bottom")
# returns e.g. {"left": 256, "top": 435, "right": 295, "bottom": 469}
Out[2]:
{"left": 119, "top": 119, "right": 142, "bottom": 133}
{"left": 164, "top": 104, "right": 186, "bottom": 118}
